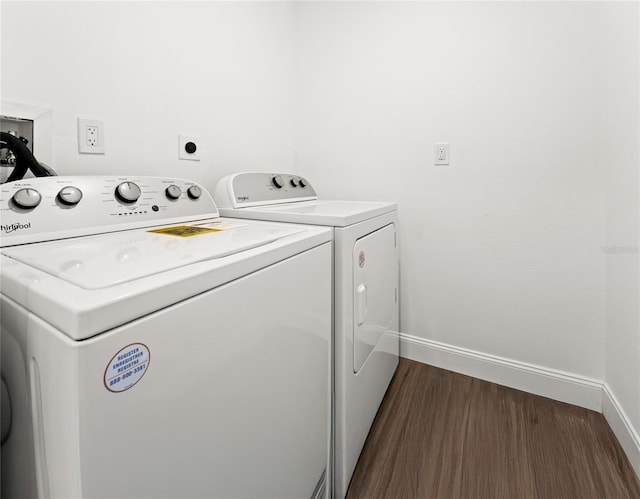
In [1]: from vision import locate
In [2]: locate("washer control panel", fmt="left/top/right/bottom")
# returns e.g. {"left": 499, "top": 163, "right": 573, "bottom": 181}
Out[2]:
{"left": 214, "top": 172, "right": 318, "bottom": 209}
{"left": 0, "top": 176, "right": 219, "bottom": 247}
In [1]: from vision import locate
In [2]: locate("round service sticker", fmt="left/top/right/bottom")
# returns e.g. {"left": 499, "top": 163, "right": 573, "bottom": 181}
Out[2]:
{"left": 104, "top": 343, "right": 150, "bottom": 393}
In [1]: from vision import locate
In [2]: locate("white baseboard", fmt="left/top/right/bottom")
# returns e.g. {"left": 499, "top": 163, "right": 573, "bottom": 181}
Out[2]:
{"left": 398, "top": 333, "right": 640, "bottom": 481}
{"left": 603, "top": 384, "right": 640, "bottom": 478}
{"left": 399, "top": 333, "right": 603, "bottom": 411}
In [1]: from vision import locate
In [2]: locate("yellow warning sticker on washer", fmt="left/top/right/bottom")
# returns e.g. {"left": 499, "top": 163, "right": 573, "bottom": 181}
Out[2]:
{"left": 148, "top": 225, "right": 222, "bottom": 237}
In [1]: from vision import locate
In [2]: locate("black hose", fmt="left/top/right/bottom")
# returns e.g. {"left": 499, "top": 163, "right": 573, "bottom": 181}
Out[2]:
{"left": 0, "top": 131, "right": 54, "bottom": 181}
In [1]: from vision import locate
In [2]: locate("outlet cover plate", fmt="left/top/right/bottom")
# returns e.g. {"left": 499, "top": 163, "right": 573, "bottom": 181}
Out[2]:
{"left": 179, "top": 134, "right": 200, "bottom": 161}
{"left": 78, "top": 118, "right": 105, "bottom": 154}
{"left": 434, "top": 142, "right": 450, "bottom": 166}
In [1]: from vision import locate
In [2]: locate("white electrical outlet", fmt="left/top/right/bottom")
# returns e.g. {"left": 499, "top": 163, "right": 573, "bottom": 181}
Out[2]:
{"left": 434, "top": 142, "right": 450, "bottom": 166}
{"left": 86, "top": 126, "right": 98, "bottom": 147}
{"left": 78, "top": 119, "right": 105, "bottom": 154}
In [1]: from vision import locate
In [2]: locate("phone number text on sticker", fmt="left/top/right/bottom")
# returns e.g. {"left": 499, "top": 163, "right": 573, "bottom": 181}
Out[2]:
{"left": 104, "top": 343, "right": 150, "bottom": 393}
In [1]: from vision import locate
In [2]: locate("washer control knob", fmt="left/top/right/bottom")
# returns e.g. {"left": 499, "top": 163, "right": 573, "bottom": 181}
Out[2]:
{"left": 12, "top": 188, "right": 42, "bottom": 209}
{"left": 115, "top": 182, "right": 141, "bottom": 203}
{"left": 187, "top": 185, "right": 202, "bottom": 200}
{"left": 165, "top": 185, "right": 182, "bottom": 200}
{"left": 272, "top": 175, "right": 284, "bottom": 189}
{"left": 57, "top": 186, "right": 83, "bottom": 206}
{"left": 290, "top": 178, "right": 299, "bottom": 187}
{"left": 298, "top": 178, "right": 307, "bottom": 188}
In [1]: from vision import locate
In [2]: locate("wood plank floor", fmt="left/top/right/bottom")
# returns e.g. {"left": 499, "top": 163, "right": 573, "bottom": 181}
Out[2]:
{"left": 347, "top": 359, "right": 640, "bottom": 499}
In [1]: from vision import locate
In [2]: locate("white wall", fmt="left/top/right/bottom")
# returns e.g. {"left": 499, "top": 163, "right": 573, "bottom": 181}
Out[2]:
{"left": 1, "top": 1, "right": 297, "bottom": 192}
{"left": 2, "top": 0, "right": 639, "bottom": 469}
{"left": 295, "top": 1, "right": 607, "bottom": 379}
{"left": 601, "top": 2, "right": 640, "bottom": 471}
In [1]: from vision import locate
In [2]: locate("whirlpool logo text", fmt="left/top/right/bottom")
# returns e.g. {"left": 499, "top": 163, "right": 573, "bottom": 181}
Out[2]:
{"left": 1, "top": 222, "right": 31, "bottom": 233}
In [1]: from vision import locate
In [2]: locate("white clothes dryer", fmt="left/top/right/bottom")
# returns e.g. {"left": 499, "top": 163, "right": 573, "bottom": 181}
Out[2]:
{"left": 0, "top": 176, "right": 332, "bottom": 499}
{"left": 214, "top": 172, "right": 399, "bottom": 499}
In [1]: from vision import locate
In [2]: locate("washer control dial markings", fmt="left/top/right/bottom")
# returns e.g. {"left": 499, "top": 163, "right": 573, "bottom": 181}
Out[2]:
{"left": 115, "top": 182, "right": 142, "bottom": 203}
{"left": 12, "top": 188, "right": 42, "bottom": 209}
{"left": 165, "top": 185, "right": 182, "bottom": 200}
{"left": 187, "top": 185, "right": 202, "bottom": 199}
{"left": 57, "top": 186, "right": 83, "bottom": 206}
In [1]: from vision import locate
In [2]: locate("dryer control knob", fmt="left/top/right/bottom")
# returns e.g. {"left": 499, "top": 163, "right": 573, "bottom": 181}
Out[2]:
{"left": 12, "top": 188, "right": 42, "bottom": 209}
{"left": 187, "top": 185, "right": 202, "bottom": 200}
{"left": 57, "top": 186, "right": 83, "bottom": 206}
{"left": 115, "top": 182, "right": 141, "bottom": 203}
{"left": 290, "top": 178, "right": 299, "bottom": 187}
{"left": 272, "top": 175, "right": 284, "bottom": 189}
{"left": 298, "top": 178, "right": 307, "bottom": 188}
{"left": 165, "top": 185, "right": 182, "bottom": 200}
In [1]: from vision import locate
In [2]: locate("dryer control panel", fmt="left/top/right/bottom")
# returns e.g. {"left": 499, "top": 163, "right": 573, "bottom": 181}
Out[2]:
{"left": 0, "top": 176, "right": 219, "bottom": 247}
{"left": 214, "top": 172, "right": 318, "bottom": 209}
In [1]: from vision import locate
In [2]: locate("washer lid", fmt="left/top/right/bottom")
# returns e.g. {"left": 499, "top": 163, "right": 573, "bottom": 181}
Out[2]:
{"left": 2, "top": 220, "right": 303, "bottom": 290}
{"left": 0, "top": 219, "right": 332, "bottom": 340}
{"left": 219, "top": 200, "right": 397, "bottom": 227}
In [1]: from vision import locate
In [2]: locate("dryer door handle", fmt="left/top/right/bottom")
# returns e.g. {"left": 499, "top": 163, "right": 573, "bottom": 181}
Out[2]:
{"left": 357, "top": 283, "right": 367, "bottom": 326}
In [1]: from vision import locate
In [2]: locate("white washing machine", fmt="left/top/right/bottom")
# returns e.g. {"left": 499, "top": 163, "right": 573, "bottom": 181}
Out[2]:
{"left": 214, "top": 172, "right": 399, "bottom": 499}
{"left": 0, "top": 175, "right": 333, "bottom": 499}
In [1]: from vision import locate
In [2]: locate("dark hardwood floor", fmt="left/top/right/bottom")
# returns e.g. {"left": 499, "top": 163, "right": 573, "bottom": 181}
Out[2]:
{"left": 347, "top": 359, "right": 640, "bottom": 499}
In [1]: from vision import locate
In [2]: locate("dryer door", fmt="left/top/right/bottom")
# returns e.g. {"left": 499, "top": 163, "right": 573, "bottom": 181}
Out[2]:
{"left": 353, "top": 223, "right": 398, "bottom": 373}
